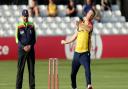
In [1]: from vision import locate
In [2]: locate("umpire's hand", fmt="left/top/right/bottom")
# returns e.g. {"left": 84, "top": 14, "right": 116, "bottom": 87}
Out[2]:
{"left": 23, "top": 45, "right": 31, "bottom": 52}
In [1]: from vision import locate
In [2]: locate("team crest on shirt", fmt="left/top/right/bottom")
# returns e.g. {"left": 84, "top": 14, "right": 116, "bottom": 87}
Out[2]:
{"left": 20, "top": 30, "right": 24, "bottom": 35}
{"left": 30, "top": 30, "right": 32, "bottom": 34}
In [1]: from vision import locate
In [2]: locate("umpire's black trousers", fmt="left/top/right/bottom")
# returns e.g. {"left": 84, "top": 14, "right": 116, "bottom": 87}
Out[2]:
{"left": 16, "top": 48, "right": 35, "bottom": 89}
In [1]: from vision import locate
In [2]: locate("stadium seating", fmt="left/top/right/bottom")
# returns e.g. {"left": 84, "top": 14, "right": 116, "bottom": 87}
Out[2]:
{"left": 76, "top": 4, "right": 83, "bottom": 17}
{"left": 57, "top": 5, "right": 67, "bottom": 17}
{"left": 111, "top": 5, "right": 120, "bottom": 11}
{"left": 0, "top": 4, "right": 128, "bottom": 37}
{"left": 39, "top": 5, "right": 47, "bottom": 17}
{"left": 0, "top": 16, "right": 128, "bottom": 37}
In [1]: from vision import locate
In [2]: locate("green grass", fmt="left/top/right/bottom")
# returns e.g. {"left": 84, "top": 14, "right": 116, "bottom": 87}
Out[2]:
{"left": 0, "top": 59, "right": 128, "bottom": 89}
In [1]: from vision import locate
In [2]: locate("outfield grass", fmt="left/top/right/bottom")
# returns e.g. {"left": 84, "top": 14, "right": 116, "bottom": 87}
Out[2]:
{"left": 0, "top": 59, "right": 128, "bottom": 89}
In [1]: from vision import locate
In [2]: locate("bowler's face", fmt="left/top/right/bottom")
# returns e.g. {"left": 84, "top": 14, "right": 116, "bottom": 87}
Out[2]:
{"left": 86, "top": 10, "right": 94, "bottom": 20}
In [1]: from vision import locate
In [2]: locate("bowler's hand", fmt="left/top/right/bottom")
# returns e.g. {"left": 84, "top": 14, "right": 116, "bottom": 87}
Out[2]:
{"left": 61, "top": 40, "right": 66, "bottom": 44}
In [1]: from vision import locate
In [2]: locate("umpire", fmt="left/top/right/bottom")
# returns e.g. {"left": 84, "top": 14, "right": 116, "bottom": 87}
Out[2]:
{"left": 15, "top": 9, "right": 36, "bottom": 89}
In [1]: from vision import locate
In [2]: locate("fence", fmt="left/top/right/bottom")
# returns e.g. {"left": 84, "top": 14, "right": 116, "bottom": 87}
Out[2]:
{"left": 0, "top": 34, "right": 128, "bottom": 60}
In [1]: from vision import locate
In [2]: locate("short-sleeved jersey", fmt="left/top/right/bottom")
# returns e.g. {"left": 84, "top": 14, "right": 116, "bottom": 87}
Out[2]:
{"left": 75, "top": 20, "right": 93, "bottom": 53}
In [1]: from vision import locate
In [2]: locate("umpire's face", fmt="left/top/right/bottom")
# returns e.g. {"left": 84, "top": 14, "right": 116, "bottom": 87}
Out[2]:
{"left": 22, "top": 16, "right": 28, "bottom": 22}
{"left": 22, "top": 9, "right": 29, "bottom": 22}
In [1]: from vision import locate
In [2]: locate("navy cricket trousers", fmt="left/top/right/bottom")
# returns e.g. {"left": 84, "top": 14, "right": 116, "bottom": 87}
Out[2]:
{"left": 16, "top": 48, "right": 35, "bottom": 89}
{"left": 71, "top": 51, "right": 91, "bottom": 88}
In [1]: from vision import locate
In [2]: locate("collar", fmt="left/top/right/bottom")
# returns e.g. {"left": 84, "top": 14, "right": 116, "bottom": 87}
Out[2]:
{"left": 23, "top": 21, "right": 28, "bottom": 26}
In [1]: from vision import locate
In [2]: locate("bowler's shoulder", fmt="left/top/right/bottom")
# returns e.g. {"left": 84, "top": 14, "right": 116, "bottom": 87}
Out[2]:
{"left": 84, "top": 20, "right": 93, "bottom": 27}
{"left": 82, "top": 20, "right": 93, "bottom": 32}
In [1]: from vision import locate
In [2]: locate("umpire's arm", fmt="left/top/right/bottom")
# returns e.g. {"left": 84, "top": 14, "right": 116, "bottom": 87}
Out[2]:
{"left": 30, "top": 25, "right": 36, "bottom": 46}
{"left": 15, "top": 24, "right": 25, "bottom": 48}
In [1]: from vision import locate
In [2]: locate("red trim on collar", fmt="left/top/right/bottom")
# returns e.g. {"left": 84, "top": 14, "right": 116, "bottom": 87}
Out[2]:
{"left": 18, "top": 25, "right": 25, "bottom": 29}
{"left": 28, "top": 25, "right": 33, "bottom": 28}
